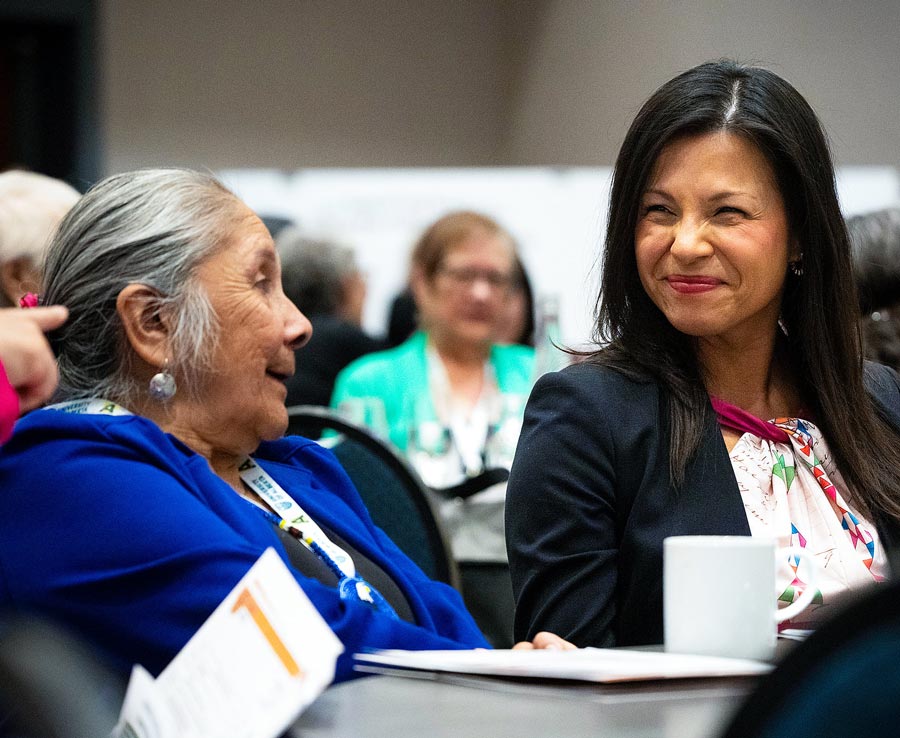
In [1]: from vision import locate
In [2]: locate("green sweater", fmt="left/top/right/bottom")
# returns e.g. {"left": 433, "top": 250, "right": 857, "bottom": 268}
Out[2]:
{"left": 331, "top": 332, "right": 535, "bottom": 453}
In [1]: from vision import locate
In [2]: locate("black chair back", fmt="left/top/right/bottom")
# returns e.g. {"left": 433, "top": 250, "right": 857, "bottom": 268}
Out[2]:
{"left": 0, "top": 616, "right": 125, "bottom": 738}
{"left": 721, "top": 579, "right": 900, "bottom": 738}
{"left": 285, "top": 405, "right": 460, "bottom": 590}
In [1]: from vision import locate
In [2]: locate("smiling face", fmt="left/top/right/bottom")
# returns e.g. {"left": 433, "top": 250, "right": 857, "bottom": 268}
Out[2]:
{"left": 635, "top": 130, "right": 796, "bottom": 348}
{"left": 173, "top": 207, "right": 311, "bottom": 458}
{"left": 413, "top": 228, "right": 516, "bottom": 351}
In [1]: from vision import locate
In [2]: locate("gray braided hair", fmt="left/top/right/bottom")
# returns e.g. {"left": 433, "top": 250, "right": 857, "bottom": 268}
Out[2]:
{"left": 42, "top": 168, "right": 246, "bottom": 405}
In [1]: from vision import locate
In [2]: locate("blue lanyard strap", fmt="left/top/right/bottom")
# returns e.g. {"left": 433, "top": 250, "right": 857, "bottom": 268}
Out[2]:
{"left": 279, "top": 518, "right": 346, "bottom": 581}
{"left": 249, "top": 502, "right": 398, "bottom": 620}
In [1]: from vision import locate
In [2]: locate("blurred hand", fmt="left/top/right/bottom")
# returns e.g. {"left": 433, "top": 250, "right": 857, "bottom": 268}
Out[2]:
{"left": 0, "top": 306, "right": 68, "bottom": 413}
{"left": 512, "top": 631, "right": 577, "bottom": 651}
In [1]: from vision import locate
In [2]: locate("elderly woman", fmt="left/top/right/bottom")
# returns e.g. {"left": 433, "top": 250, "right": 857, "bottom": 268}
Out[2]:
{"left": 0, "top": 170, "right": 79, "bottom": 307}
{"left": 331, "top": 211, "right": 534, "bottom": 646}
{"left": 0, "top": 170, "right": 567, "bottom": 683}
{"left": 506, "top": 60, "right": 900, "bottom": 649}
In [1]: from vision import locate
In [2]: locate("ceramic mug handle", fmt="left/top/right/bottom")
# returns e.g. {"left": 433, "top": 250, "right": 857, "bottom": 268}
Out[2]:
{"left": 774, "top": 546, "right": 819, "bottom": 623}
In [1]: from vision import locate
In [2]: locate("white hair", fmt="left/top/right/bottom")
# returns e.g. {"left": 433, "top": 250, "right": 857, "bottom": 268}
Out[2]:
{"left": 0, "top": 170, "right": 80, "bottom": 264}
{"left": 722, "top": 79, "right": 743, "bottom": 122}
{"left": 275, "top": 226, "right": 358, "bottom": 315}
{"left": 42, "top": 168, "right": 245, "bottom": 405}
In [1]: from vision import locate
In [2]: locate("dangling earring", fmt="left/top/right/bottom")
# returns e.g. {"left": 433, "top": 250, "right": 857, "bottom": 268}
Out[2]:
{"left": 789, "top": 258, "right": 804, "bottom": 277}
{"left": 149, "top": 359, "right": 177, "bottom": 401}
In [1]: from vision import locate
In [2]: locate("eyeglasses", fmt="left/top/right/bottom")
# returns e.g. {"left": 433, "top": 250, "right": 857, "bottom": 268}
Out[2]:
{"left": 436, "top": 265, "right": 516, "bottom": 294}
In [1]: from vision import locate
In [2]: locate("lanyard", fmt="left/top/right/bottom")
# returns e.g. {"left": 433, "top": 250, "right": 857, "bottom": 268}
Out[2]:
{"left": 235, "top": 460, "right": 397, "bottom": 618}
{"left": 49, "top": 398, "right": 355, "bottom": 577}
{"left": 48, "top": 397, "right": 398, "bottom": 617}
{"left": 245, "top": 502, "right": 396, "bottom": 617}
{"left": 424, "top": 343, "right": 496, "bottom": 477}
{"left": 48, "top": 398, "right": 133, "bottom": 416}
{"left": 237, "top": 456, "right": 354, "bottom": 578}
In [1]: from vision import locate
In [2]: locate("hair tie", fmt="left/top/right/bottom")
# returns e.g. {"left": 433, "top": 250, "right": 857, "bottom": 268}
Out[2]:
{"left": 19, "top": 293, "right": 40, "bottom": 308}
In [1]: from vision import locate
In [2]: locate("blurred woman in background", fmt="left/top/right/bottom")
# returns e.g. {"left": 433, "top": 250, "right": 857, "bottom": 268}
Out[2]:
{"left": 0, "top": 170, "right": 79, "bottom": 307}
{"left": 276, "top": 227, "right": 382, "bottom": 406}
{"left": 332, "top": 211, "right": 534, "bottom": 646}
{"left": 849, "top": 207, "right": 900, "bottom": 371}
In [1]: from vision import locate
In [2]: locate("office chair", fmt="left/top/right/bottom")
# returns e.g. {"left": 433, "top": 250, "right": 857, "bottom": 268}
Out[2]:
{"left": 286, "top": 405, "right": 460, "bottom": 590}
{"left": 0, "top": 616, "right": 125, "bottom": 738}
{"left": 721, "top": 578, "right": 900, "bottom": 738}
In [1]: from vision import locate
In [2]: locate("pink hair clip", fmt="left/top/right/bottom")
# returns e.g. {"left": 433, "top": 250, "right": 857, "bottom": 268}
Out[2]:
{"left": 19, "top": 293, "right": 40, "bottom": 308}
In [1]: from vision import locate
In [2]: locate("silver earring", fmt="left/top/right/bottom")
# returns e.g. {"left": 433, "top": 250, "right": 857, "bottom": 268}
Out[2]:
{"left": 789, "top": 259, "right": 803, "bottom": 277}
{"left": 149, "top": 360, "right": 177, "bottom": 401}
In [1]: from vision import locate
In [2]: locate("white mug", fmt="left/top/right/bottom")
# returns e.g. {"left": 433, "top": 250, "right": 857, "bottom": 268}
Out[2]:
{"left": 663, "top": 535, "right": 819, "bottom": 661}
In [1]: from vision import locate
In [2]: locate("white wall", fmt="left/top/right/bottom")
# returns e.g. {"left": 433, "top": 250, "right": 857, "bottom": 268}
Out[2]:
{"left": 219, "top": 167, "right": 610, "bottom": 347}
{"left": 220, "top": 166, "right": 900, "bottom": 346}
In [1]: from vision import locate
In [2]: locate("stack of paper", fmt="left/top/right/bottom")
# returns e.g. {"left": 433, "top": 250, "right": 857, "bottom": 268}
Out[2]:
{"left": 114, "top": 548, "right": 344, "bottom": 738}
{"left": 354, "top": 647, "right": 772, "bottom": 684}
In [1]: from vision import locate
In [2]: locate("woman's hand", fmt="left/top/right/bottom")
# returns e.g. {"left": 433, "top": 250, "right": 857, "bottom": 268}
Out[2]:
{"left": 0, "top": 306, "right": 68, "bottom": 413}
{"left": 512, "top": 631, "right": 577, "bottom": 651}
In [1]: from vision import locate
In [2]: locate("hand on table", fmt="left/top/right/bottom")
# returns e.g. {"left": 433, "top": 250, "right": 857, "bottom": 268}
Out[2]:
{"left": 0, "top": 306, "right": 68, "bottom": 413}
{"left": 512, "top": 631, "right": 577, "bottom": 651}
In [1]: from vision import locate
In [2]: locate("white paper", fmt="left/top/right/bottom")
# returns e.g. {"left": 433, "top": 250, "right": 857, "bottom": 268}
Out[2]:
{"left": 114, "top": 548, "right": 343, "bottom": 738}
{"left": 113, "top": 665, "right": 177, "bottom": 738}
{"left": 354, "top": 647, "right": 772, "bottom": 684}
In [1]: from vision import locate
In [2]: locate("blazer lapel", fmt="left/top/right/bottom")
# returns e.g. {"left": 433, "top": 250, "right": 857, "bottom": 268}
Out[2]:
{"left": 675, "top": 401, "right": 752, "bottom": 536}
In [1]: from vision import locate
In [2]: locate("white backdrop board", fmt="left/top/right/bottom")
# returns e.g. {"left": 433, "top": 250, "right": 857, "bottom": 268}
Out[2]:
{"left": 219, "top": 167, "right": 900, "bottom": 347}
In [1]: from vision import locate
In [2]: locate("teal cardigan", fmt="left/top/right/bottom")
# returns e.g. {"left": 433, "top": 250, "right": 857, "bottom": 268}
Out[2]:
{"left": 331, "top": 332, "right": 535, "bottom": 453}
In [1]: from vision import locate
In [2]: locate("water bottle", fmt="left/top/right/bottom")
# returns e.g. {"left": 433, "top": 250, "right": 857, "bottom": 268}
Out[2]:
{"left": 531, "top": 294, "right": 568, "bottom": 382}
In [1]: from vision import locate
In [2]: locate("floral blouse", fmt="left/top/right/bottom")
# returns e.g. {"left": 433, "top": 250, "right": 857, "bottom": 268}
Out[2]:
{"left": 713, "top": 398, "right": 887, "bottom": 628}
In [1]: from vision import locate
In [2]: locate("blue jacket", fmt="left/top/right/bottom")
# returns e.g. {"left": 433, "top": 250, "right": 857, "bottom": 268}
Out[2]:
{"left": 0, "top": 409, "right": 488, "bottom": 682}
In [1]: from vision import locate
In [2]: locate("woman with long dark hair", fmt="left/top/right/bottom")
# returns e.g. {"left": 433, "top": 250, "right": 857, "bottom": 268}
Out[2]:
{"left": 506, "top": 60, "right": 900, "bottom": 648}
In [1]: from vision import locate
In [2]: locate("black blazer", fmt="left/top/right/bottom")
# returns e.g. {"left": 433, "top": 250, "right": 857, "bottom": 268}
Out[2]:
{"left": 505, "top": 361, "right": 900, "bottom": 647}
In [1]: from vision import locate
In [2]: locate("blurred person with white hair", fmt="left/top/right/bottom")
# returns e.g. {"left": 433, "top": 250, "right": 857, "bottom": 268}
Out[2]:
{"left": 276, "top": 227, "right": 383, "bottom": 407}
{"left": 0, "top": 170, "right": 80, "bottom": 307}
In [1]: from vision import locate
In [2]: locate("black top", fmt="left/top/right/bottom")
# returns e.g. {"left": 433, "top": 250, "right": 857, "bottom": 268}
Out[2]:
{"left": 285, "top": 315, "right": 383, "bottom": 407}
{"left": 505, "top": 360, "right": 900, "bottom": 647}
